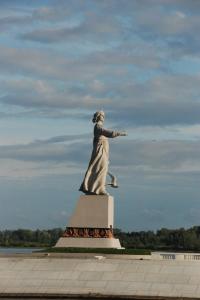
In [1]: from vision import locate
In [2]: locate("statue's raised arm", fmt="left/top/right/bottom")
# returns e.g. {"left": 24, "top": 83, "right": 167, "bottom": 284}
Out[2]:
{"left": 79, "top": 111, "right": 127, "bottom": 195}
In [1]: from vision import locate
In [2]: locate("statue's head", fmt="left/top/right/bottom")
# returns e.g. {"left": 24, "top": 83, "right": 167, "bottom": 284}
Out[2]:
{"left": 92, "top": 111, "right": 105, "bottom": 123}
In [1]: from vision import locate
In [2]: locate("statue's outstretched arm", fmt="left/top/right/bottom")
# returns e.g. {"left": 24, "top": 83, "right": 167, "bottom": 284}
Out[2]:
{"left": 100, "top": 127, "right": 127, "bottom": 138}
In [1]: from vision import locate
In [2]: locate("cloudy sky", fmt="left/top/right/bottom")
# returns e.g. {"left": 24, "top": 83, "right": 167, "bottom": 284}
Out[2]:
{"left": 0, "top": 0, "right": 200, "bottom": 231}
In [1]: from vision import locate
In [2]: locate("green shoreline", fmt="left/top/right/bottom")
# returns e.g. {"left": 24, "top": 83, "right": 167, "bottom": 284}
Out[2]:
{"left": 2, "top": 226, "right": 200, "bottom": 251}
{"left": 39, "top": 247, "right": 150, "bottom": 255}
{"left": 0, "top": 246, "right": 150, "bottom": 255}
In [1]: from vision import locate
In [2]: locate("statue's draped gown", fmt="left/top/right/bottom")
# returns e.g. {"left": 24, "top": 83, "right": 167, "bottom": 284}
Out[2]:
{"left": 79, "top": 121, "right": 118, "bottom": 195}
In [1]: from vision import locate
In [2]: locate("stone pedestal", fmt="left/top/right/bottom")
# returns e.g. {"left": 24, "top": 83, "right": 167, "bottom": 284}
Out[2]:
{"left": 55, "top": 195, "right": 121, "bottom": 249}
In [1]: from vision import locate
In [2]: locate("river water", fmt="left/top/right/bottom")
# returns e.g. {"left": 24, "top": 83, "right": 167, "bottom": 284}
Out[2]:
{"left": 0, "top": 247, "right": 43, "bottom": 254}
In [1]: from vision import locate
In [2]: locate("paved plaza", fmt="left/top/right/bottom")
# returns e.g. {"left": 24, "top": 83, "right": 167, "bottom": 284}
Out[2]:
{"left": 0, "top": 254, "right": 200, "bottom": 298}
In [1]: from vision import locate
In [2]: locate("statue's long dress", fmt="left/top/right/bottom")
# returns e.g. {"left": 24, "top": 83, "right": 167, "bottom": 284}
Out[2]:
{"left": 80, "top": 122, "right": 118, "bottom": 195}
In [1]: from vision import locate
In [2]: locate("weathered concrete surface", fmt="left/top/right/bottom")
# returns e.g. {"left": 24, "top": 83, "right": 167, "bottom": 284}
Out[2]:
{"left": 0, "top": 254, "right": 200, "bottom": 299}
{"left": 55, "top": 237, "right": 121, "bottom": 248}
{"left": 69, "top": 195, "right": 114, "bottom": 228}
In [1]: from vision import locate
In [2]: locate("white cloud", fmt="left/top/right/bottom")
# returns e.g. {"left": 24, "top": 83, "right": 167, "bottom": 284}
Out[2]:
{"left": 0, "top": 46, "right": 69, "bottom": 80}
{"left": 1, "top": 71, "right": 200, "bottom": 127}
{"left": 0, "top": 159, "right": 80, "bottom": 179}
{"left": 1, "top": 136, "right": 200, "bottom": 180}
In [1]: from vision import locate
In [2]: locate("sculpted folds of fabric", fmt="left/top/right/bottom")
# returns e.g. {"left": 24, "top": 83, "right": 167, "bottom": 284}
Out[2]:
{"left": 80, "top": 111, "right": 126, "bottom": 195}
{"left": 80, "top": 122, "right": 119, "bottom": 195}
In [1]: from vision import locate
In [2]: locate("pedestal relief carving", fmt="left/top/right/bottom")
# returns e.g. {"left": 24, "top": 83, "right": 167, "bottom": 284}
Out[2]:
{"left": 62, "top": 227, "right": 114, "bottom": 238}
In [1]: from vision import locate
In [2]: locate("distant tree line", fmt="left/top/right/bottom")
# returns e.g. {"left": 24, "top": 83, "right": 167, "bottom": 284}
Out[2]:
{"left": 1, "top": 227, "right": 200, "bottom": 250}
{"left": 0, "top": 228, "right": 63, "bottom": 247}
{"left": 115, "top": 226, "right": 200, "bottom": 251}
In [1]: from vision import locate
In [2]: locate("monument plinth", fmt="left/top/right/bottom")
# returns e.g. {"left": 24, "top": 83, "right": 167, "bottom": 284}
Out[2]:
{"left": 55, "top": 195, "right": 121, "bottom": 248}
{"left": 69, "top": 195, "right": 114, "bottom": 228}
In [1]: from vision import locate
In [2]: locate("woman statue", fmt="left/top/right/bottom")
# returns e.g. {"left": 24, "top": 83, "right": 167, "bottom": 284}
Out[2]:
{"left": 79, "top": 111, "right": 127, "bottom": 195}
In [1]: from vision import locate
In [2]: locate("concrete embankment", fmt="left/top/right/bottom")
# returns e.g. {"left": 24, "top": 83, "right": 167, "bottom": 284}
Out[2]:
{"left": 0, "top": 253, "right": 200, "bottom": 299}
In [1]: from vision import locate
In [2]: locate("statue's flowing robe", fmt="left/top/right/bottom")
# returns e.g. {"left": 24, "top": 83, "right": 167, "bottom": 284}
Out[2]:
{"left": 79, "top": 122, "right": 118, "bottom": 195}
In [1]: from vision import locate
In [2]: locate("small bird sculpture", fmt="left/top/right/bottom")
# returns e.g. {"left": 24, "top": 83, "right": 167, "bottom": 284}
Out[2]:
{"left": 107, "top": 172, "right": 118, "bottom": 188}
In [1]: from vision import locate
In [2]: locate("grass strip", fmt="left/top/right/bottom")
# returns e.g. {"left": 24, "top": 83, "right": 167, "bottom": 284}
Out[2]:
{"left": 39, "top": 247, "right": 151, "bottom": 255}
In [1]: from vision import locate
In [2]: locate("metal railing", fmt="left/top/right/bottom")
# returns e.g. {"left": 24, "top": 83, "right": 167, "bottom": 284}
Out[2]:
{"left": 151, "top": 252, "right": 200, "bottom": 261}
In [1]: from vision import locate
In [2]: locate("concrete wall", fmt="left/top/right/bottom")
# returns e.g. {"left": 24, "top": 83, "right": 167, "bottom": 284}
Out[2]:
{"left": 0, "top": 254, "right": 200, "bottom": 299}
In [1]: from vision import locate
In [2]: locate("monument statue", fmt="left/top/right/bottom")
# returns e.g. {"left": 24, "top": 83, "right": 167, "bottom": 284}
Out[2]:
{"left": 79, "top": 111, "right": 127, "bottom": 195}
{"left": 55, "top": 111, "right": 126, "bottom": 248}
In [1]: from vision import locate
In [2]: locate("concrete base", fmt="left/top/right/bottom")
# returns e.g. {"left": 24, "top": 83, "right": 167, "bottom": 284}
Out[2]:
{"left": 69, "top": 195, "right": 114, "bottom": 228}
{"left": 55, "top": 194, "right": 122, "bottom": 249}
{"left": 55, "top": 237, "right": 122, "bottom": 248}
